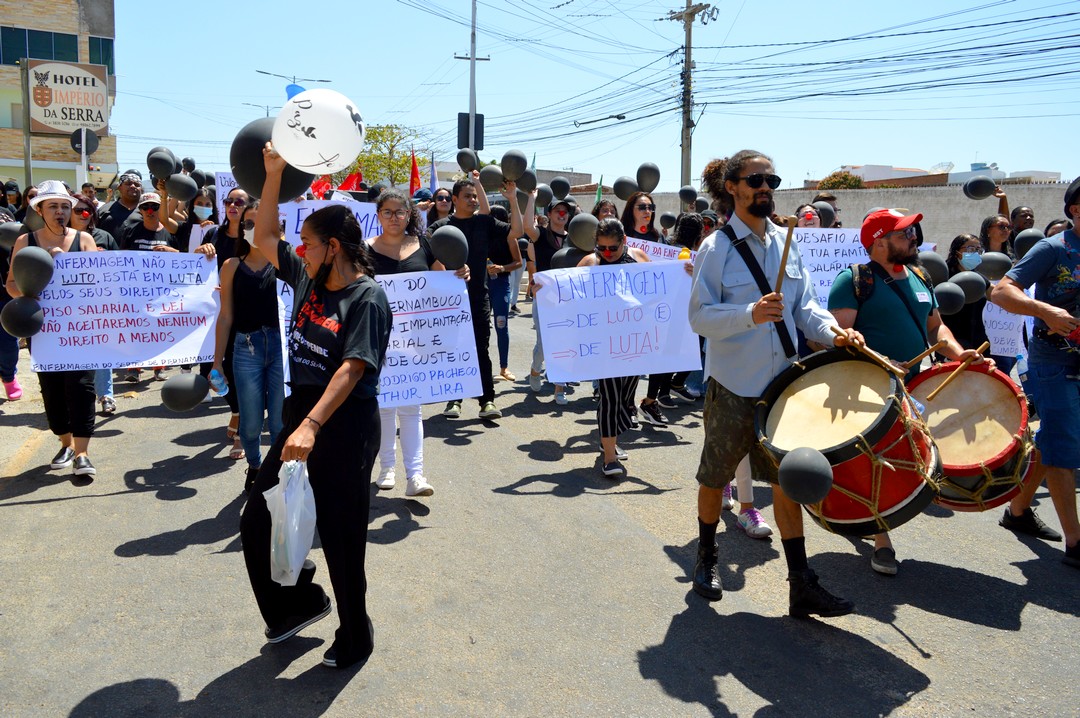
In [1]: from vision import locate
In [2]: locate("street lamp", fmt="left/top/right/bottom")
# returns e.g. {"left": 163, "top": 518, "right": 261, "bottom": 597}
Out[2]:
{"left": 242, "top": 103, "right": 280, "bottom": 117}
{"left": 255, "top": 70, "right": 332, "bottom": 84}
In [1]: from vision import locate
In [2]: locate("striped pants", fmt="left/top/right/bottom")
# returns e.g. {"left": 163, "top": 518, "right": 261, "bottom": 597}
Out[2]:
{"left": 597, "top": 375, "right": 639, "bottom": 439}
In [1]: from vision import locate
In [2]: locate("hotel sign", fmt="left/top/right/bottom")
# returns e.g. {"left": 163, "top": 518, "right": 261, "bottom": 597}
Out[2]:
{"left": 26, "top": 60, "right": 110, "bottom": 135}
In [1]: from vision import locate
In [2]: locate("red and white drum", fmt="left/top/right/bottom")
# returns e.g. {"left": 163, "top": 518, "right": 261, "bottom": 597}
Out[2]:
{"left": 755, "top": 350, "right": 940, "bottom": 536}
{"left": 906, "top": 362, "right": 1034, "bottom": 512}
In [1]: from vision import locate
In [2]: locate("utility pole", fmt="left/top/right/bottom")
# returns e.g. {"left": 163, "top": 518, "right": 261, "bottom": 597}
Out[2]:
{"left": 454, "top": 0, "right": 489, "bottom": 150}
{"left": 665, "top": 2, "right": 714, "bottom": 187}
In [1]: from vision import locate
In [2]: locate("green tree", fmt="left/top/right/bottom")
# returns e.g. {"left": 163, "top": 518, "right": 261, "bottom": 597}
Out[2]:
{"left": 817, "top": 171, "right": 864, "bottom": 190}
{"left": 331, "top": 124, "right": 429, "bottom": 188}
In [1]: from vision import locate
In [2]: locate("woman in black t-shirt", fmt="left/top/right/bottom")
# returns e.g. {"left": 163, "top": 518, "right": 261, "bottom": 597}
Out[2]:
{"left": 241, "top": 144, "right": 392, "bottom": 671}
{"left": 620, "top": 191, "right": 661, "bottom": 241}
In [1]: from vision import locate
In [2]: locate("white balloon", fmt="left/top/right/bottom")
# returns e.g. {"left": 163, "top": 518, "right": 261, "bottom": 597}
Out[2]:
{"left": 271, "top": 89, "right": 365, "bottom": 174}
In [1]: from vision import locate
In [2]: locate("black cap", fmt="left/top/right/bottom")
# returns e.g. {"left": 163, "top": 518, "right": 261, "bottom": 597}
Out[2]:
{"left": 546, "top": 197, "right": 575, "bottom": 213}
{"left": 1064, "top": 177, "right": 1080, "bottom": 216}
{"left": 4, "top": 180, "right": 18, "bottom": 193}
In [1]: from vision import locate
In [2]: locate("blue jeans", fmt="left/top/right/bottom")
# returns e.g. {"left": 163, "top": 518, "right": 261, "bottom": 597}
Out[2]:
{"left": 232, "top": 327, "right": 285, "bottom": 469}
{"left": 94, "top": 368, "right": 113, "bottom": 398}
{"left": 509, "top": 266, "right": 525, "bottom": 308}
{"left": 488, "top": 273, "right": 512, "bottom": 369}
{"left": 0, "top": 299, "right": 18, "bottom": 382}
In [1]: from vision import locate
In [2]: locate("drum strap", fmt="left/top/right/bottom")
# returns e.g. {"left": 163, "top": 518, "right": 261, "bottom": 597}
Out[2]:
{"left": 721, "top": 224, "right": 798, "bottom": 358}
{"left": 866, "top": 261, "right": 930, "bottom": 350}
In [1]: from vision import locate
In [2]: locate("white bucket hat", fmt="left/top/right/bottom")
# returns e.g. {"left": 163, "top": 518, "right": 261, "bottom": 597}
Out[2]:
{"left": 29, "top": 180, "right": 76, "bottom": 209}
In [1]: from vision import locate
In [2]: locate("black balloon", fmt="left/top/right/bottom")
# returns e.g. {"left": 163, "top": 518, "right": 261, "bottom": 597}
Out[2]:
{"left": 147, "top": 151, "right": 176, "bottom": 181}
{"left": 963, "top": 175, "right": 997, "bottom": 200}
{"left": 978, "top": 251, "right": 1013, "bottom": 281}
{"left": 500, "top": 150, "right": 528, "bottom": 182}
{"left": 951, "top": 271, "right": 988, "bottom": 304}
{"left": 430, "top": 225, "right": 469, "bottom": 270}
{"left": 694, "top": 196, "right": 709, "bottom": 213}
{"left": 535, "top": 183, "right": 553, "bottom": 209}
{"left": 678, "top": 185, "right": 697, "bottom": 204}
{"left": 0, "top": 221, "right": 22, "bottom": 250}
{"left": 659, "top": 212, "right": 677, "bottom": 230}
{"left": 181, "top": 157, "right": 196, "bottom": 172}
{"left": 516, "top": 168, "right": 537, "bottom": 193}
{"left": 550, "top": 177, "right": 571, "bottom": 200}
{"left": 550, "top": 245, "right": 590, "bottom": 269}
{"left": 0, "top": 296, "right": 43, "bottom": 338}
{"left": 189, "top": 168, "right": 207, "bottom": 189}
{"left": 456, "top": 148, "right": 479, "bottom": 173}
{"left": 778, "top": 447, "right": 834, "bottom": 505}
{"left": 166, "top": 174, "right": 199, "bottom": 203}
{"left": 613, "top": 176, "right": 638, "bottom": 201}
{"left": 568, "top": 213, "right": 599, "bottom": 252}
{"left": 636, "top": 163, "right": 660, "bottom": 193}
{"left": 204, "top": 171, "right": 216, "bottom": 188}
{"left": 918, "top": 251, "right": 949, "bottom": 285}
{"left": 517, "top": 237, "right": 530, "bottom": 253}
{"left": 479, "top": 164, "right": 503, "bottom": 193}
{"left": 161, "top": 373, "right": 211, "bottom": 412}
{"left": 21, "top": 211, "right": 43, "bottom": 232}
{"left": 934, "top": 282, "right": 966, "bottom": 315}
{"left": 147, "top": 146, "right": 176, "bottom": 167}
{"left": 12, "top": 245, "right": 54, "bottom": 297}
{"left": 230, "top": 118, "right": 316, "bottom": 200}
{"left": 1014, "top": 228, "right": 1044, "bottom": 260}
{"left": 813, "top": 201, "right": 836, "bottom": 228}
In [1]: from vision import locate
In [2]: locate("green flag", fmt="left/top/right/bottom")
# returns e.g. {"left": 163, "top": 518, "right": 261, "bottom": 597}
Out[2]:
{"left": 595, "top": 175, "right": 603, "bottom": 205}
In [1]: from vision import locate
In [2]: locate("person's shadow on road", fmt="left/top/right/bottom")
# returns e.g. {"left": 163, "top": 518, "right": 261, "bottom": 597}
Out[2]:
{"left": 68, "top": 637, "right": 360, "bottom": 718}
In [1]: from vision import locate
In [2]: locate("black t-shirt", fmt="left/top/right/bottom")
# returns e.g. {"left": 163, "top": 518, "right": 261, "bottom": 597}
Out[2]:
{"left": 532, "top": 226, "right": 565, "bottom": 273}
{"left": 367, "top": 237, "right": 435, "bottom": 276}
{"left": 90, "top": 227, "right": 118, "bottom": 251}
{"left": 278, "top": 241, "right": 392, "bottom": 400}
{"left": 96, "top": 201, "right": 136, "bottom": 242}
{"left": 200, "top": 224, "right": 238, "bottom": 270}
{"left": 121, "top": 222, "right": 174, "bottom": 251}
{"left": 428, "top": 213, "right": 511, "bottom": 298}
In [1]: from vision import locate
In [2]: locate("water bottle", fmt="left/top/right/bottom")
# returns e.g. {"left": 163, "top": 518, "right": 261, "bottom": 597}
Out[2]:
{"left": 208, "top": 368, "right": 229, "bottom": 397}
{"left": 1016, "top": 353, "right": 1028, "bottom": 384}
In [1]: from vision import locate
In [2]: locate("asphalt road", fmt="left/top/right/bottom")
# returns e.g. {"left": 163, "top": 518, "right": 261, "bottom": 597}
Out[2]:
{"left": 0, "top": 300, "right": 1076, "bottom": 717}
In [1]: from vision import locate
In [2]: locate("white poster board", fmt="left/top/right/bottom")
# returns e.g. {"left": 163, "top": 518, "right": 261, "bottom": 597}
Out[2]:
{"left": 375, "top": 271, "right": 481, "bottom": 407}
{"left": 625, "top": 236, "right": 696, "bottom": 262}
{"left": 984, "top": 283, "right": 1024, "bottom": 359}
{"left": 532, "top": 262, "right": 700, "bottom": 382}
{"left": 214, "top": 171, "right": 238, "bottom": 219}
{"left": 30, "top": 251, "right": 218, "bottom": 371}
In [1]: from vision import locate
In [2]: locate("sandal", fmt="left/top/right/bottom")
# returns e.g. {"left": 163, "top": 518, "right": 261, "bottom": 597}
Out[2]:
{"left": 226, "top": 413, "right": 239, "bottom": 440}
{"left": 229, "top": 438, "right": 245, "bottom": 461}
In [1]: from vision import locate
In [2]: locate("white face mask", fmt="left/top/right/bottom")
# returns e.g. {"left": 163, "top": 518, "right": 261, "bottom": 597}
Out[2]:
{"left": 193, "top": 206, "right": 213, "bottom": 221}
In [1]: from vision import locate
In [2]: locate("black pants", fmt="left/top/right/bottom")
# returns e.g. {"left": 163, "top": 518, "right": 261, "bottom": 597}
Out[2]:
{"left": 470, "top": 295, "right": 494, "bottom": 404}
{"left": 240, "top": 386, "right": 380, "bottom": 665}
{"left": 646, "top": 371, "right": 691, "bottom": 400}
{"left": 37, "top": 370, "right": 95, "bottom": 437}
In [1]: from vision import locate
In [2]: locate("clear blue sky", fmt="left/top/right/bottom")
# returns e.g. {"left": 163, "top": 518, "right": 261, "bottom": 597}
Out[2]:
{"left": 109, "top": 0, "right": 1080, "bottom": 190}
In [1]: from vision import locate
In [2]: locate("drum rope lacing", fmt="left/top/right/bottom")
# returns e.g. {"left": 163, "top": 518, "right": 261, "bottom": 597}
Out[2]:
{"left": 943, "top": 428, "right": 1033, "bottom": 511}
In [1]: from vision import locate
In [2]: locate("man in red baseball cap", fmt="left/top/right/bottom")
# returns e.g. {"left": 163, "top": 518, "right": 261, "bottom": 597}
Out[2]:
{"left": 829, "top": 208, "right": 990, "bottom": 576}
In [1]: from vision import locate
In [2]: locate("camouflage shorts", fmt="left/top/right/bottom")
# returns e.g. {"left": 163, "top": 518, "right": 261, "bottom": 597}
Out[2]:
{"left": 695, "top": 378, "right": 779, "bottom": 489}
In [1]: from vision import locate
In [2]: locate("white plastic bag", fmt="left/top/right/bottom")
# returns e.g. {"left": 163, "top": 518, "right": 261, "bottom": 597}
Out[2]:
{"left": 263, "top": 460, "right": 317, "bottom": 586}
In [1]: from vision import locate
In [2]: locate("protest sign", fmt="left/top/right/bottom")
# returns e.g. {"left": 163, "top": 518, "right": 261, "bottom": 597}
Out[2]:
{"left": 375, "top": 270, "right": 481, "bottom": 407}
{"left": 625, "top": 236, "right": 695, "bottom": 262}
{"left": 533, "top": 262, "right": 700, "bottom": 382}
{"left": 794, "top": 228, "right": 936, "bottom": 305}
{"left": 30, "top": 251, "right": 218, "bottom": 371}
{"left": 983, "top": 286, "right": 1023, "bottom": 359}
{"left": 279, "top": 199, "right": 379, "bottom": 246}
{"left": 214, "top": 171, "right": 238, "bottom": 219}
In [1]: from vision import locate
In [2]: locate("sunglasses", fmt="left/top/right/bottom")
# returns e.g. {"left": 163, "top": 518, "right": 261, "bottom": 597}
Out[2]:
{"left": 435, "top": 195, "right": 451, "bottom": 202}
{"left": 636, "top": 203, "right": 656, "bottom": 212}
{"left": 888, "top": 226, "right": 918, "bottom": 240}
{"left": 223, "top": 198, "right": 248, "bottom": 207}
{"left": 597, "top": 243, "right": 622, "bottom": 255}
{"left": 74, "top": 208, "right": 92, "bottom": 219}
{"left": 142, "top": 203, "right": 160, "bottom": 211}
{"left": 735, "top": 173, "right": 782, "bottom": 190}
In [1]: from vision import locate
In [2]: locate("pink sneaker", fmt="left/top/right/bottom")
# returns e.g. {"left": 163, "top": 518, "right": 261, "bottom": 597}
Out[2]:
{"left": 3, "top": 378, "right": 22, "bottom": 401}
{"left": 737, "top": 508, "right": 774, "bottom": 539}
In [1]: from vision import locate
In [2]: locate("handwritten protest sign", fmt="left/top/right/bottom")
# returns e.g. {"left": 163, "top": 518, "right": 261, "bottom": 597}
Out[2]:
{"left": 279, "top": 199, "right": 379, "bottom": 245}
{"left": 375, "top": 270, "right": 481, "bottom": 408}
{"left": 984, "top": 284, "right": 1024, "bottom": 359}
{"left": 625, "top": 236, "right": 695, "bottom": 262}
{"left": 795, "top": 228, "right": 936, "bottom": 305}
{"left": 30, "top": 251, "right": 218, "bottom": 371}
{"left": 214, "top": 171, "right": 238, "bottom": 219}
{"left": 533, "top": 262, "right": 700, "bottom": 382}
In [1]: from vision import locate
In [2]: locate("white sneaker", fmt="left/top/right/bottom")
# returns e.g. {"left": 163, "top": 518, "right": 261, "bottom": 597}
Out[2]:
{"left": 722, "top": 483, "right": 735, "bottom": 511}
{"left": 376, "top": 467, "right": 396, "bottom": 490}
{"left": 405, "top": 475, "right": 434, "bottom": 497}
{"left": 201, "top": 390, "right": 213, "bottom": 403}
{"left": 737, "top": 508, "right": 774, "bottom": 539}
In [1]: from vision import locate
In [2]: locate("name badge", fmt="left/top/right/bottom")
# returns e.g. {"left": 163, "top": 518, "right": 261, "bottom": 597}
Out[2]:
{"left": 915, "top": 291, "right": 931, "bottom": 303}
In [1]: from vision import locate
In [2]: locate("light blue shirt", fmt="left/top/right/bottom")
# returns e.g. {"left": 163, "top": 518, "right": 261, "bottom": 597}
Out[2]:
{"left": 688, "top": 213, "right": 838, "bottom": 397}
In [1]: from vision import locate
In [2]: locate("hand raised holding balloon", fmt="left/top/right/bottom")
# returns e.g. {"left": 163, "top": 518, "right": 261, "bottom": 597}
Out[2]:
{"left": 262, "top": 142, "right": 287, "bottom": 175}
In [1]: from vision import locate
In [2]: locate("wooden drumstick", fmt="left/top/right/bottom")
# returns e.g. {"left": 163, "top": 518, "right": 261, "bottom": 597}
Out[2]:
{"left": 901, "top": 340, "right": 948, "bottom": 370}
{"left": 774, "top": 216, "right": 797, "bottom": 295}
{"left": 830, "top": 325, "right": 907, "bottom": 378}
{"left": 925, "top": 341, "right": 991, "bottom": 401}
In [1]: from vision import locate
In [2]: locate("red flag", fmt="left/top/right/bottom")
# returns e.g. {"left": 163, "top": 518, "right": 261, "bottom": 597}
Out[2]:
{"left": 310, "top": 175, "right": 332, "bottom": 199}
{"left": 337, "top": 172, "right": 362, "bottom": 191}
{"left": 409, "top": 150, "right": 421, "bottom": 196}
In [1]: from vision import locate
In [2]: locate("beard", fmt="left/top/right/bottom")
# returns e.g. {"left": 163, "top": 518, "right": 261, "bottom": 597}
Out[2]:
{"left": 888, "top": 241, "right": 918, "bottom": 265}
{"left": 747, "top": 194, "right": 775, "bottom": 218}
